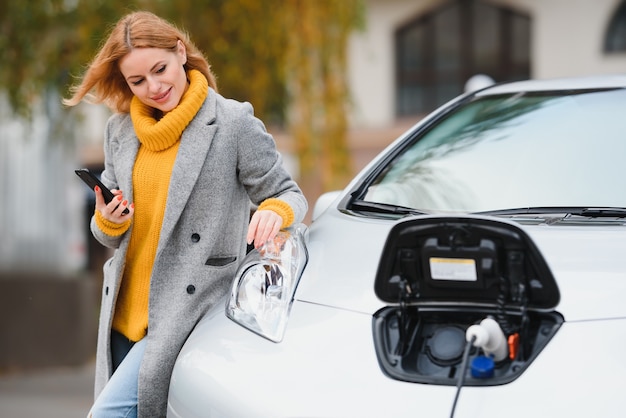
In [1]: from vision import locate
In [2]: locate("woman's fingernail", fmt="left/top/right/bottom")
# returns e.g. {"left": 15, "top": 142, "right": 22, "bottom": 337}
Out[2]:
{"left": 95, "top": 186, "right": 100, "bottom": 192}
{"left": 122, "top": 200, "right": 128, "bottom": 206}
{"left": 130, "top": 203, "right": 135, "bottom": 209}
{"left": 117, "top": 195, "right": 123, "bottom": 201}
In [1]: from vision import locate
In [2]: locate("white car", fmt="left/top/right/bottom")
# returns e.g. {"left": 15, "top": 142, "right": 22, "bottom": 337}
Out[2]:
{"left": 167, "top": 75, "right": 626, "bottom": 418}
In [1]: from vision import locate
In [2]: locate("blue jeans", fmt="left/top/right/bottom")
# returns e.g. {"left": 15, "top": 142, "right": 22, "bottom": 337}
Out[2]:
{"left": 88, "top": 333, "right": 146, "bottom": 418}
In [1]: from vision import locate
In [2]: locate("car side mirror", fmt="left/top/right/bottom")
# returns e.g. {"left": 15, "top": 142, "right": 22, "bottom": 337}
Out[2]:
{"left": 312, "top": 191, "right": 341, "bottom": 222}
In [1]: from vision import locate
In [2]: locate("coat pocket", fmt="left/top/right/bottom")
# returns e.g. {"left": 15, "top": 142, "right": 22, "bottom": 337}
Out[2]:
{"left": 205, "top": 255, "right": 237, "bottom": 267}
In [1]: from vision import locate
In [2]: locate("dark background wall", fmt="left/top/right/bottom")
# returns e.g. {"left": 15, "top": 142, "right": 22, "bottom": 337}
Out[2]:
{"left": 0, "top": 272, "right": 97, "bottom": 373}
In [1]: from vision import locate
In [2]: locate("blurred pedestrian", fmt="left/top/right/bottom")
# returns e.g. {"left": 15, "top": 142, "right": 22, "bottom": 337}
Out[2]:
{"left": 64, "top": 10, "right": 307, "bottom": 418}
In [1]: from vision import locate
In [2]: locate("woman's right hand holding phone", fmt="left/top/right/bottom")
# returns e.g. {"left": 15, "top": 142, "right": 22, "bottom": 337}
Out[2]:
{"left": 95, "top": 186, "right": 134, "bottom": 222}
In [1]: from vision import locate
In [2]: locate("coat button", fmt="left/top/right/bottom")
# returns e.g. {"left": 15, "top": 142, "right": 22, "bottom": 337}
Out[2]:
{"left": 191, "top": 233, "right": 200, "bottom": 242}
{"left": 186, "top": 285, "right": 196, "bottom": 294}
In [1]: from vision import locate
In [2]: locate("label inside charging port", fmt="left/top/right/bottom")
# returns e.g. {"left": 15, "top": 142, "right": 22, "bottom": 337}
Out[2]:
{"left": 429, "top": 258, "right": 477, "bottom": 281}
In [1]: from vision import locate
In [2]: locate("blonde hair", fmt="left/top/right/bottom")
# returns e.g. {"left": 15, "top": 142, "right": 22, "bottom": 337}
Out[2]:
{"left": 63, "top": 11, "right": 217, "bottom": 113}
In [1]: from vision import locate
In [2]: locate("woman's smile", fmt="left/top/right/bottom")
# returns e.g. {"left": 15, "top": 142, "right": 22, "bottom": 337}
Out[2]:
{"left": 151, "top": 87, "right": 172, "bottom": 103}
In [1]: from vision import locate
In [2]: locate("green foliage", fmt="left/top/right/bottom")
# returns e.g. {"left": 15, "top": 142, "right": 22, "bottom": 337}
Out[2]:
{"left": 284, "top": 0, "right": 363, "bottom": 190}
{"left": 0, "top": 0, "right": 363, "bottom": 187}
{"left": 154, "top": 0, "right": 289, "bottom": 124}
{"left": 0, "top": 0, "right": 149, "bottom": 115}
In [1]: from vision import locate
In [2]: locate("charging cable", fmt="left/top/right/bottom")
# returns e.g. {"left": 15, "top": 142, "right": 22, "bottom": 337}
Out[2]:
{"left": 450, "top": 335, "right": 476, "bottom": 418}
{"left": 451, "top": 318, "right": 509, "bottom": 417}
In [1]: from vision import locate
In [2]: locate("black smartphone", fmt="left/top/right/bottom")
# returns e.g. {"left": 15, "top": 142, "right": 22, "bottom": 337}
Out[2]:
{"left": 75, "top": 168, "right": 130, "bottom": 215}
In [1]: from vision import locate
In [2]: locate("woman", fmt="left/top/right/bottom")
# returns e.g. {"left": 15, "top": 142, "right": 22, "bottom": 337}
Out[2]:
{"left": 64, "top": 11, "right": 307, "bottom": 418}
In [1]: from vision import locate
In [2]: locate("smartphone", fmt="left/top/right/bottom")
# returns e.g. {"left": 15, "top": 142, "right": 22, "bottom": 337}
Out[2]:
{"left": 75, "top": 168, "right": 130, "bottom": 215}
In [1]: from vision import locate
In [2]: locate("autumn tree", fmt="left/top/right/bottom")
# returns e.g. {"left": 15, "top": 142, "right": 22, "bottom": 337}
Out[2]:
{"left": 0, "top": 0, "right": 362, "bottom": 194}
{"left": 283, "top": 0, "right": 362, "bottom": 195}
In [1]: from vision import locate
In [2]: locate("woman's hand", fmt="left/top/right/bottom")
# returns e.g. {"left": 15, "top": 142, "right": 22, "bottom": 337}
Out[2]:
{"left": 94, "top": 186, "right": 134, "bottom": 222}
{"left": 247, "top": 210, "right": 283, "bottom": 249}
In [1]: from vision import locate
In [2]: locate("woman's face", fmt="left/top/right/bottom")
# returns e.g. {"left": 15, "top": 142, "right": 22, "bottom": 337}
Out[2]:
{"left": 119, "top": 40, "right": 188, "bottom": 113}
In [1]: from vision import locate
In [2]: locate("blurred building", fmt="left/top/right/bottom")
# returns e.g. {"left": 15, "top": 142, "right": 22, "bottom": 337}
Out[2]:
{"left": 0, "top": 94, "right": 106, "bottom": 372}
{"left": 347, "top": 0, "right": 626, "bottom": 130}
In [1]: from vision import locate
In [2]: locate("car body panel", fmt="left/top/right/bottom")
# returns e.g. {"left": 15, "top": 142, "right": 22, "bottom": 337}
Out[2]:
{"left": 296, "top": 208, "right": 626, "bottom": 322}
{"left": 168, "top": 299, "right": 626, "bottom": 418}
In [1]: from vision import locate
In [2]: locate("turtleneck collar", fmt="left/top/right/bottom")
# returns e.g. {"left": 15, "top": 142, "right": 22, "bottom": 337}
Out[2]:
{"left": 130, "top": 69, "right": 208, "bottom": 152}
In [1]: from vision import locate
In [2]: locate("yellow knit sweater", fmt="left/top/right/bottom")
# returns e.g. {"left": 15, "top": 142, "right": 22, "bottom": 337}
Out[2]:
{"left": 112, "top": 139, "right": 180, "bottom": 340}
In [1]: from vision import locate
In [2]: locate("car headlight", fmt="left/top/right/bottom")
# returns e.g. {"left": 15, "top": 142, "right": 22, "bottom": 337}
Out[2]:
{"left": 226, "top": 224, "right": 308, "bottom": 342}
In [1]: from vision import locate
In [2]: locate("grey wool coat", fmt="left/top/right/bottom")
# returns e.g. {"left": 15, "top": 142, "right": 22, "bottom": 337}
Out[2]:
{"left": 90, "top": 88, "right": 307, "bottom": 417}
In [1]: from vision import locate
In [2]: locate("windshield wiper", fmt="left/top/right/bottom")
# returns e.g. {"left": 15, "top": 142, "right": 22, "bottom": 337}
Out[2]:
{"left": 476, "top": 207, "right": 626, "bottom": 218}
{"left": 348, "top": 199, "right": 426, "bottom": 216}
{"left": 574, "top": 207, "right": 626, "bottom": 217}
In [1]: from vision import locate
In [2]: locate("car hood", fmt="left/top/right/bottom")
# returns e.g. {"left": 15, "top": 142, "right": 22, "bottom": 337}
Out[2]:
{"left": 296, "top": 209, "right": 626, "bottom": 321}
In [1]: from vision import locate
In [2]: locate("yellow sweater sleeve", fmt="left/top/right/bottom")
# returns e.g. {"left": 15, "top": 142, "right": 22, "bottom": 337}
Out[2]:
{"left": 94, "top": 209, "right": 132, "bottom": 237}
{"left": 257, "top": 198, "right": 295, "bottom": 228}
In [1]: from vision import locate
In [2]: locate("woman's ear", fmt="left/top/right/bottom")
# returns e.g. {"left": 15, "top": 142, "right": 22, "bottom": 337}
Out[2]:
{"left": 177, "top": 40, "right": 187, "bottom": 64}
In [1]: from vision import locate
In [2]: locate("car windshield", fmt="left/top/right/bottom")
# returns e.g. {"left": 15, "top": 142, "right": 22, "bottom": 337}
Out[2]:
{"left": 362, "top": 88, "right": 626, "bottom": 213}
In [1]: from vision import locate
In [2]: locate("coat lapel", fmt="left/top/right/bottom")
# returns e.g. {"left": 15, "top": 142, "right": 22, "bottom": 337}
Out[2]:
{"left": 156, "top": 91, "right": 218, "bottom": 254}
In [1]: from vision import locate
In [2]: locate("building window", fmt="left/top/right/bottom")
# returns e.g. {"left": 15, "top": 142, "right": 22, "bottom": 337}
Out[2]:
{"left": 605, "top": 0, "right": 626, "bottom": 52}
{"left": 395, "top": 0, "right": 531, "bottom": 116}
